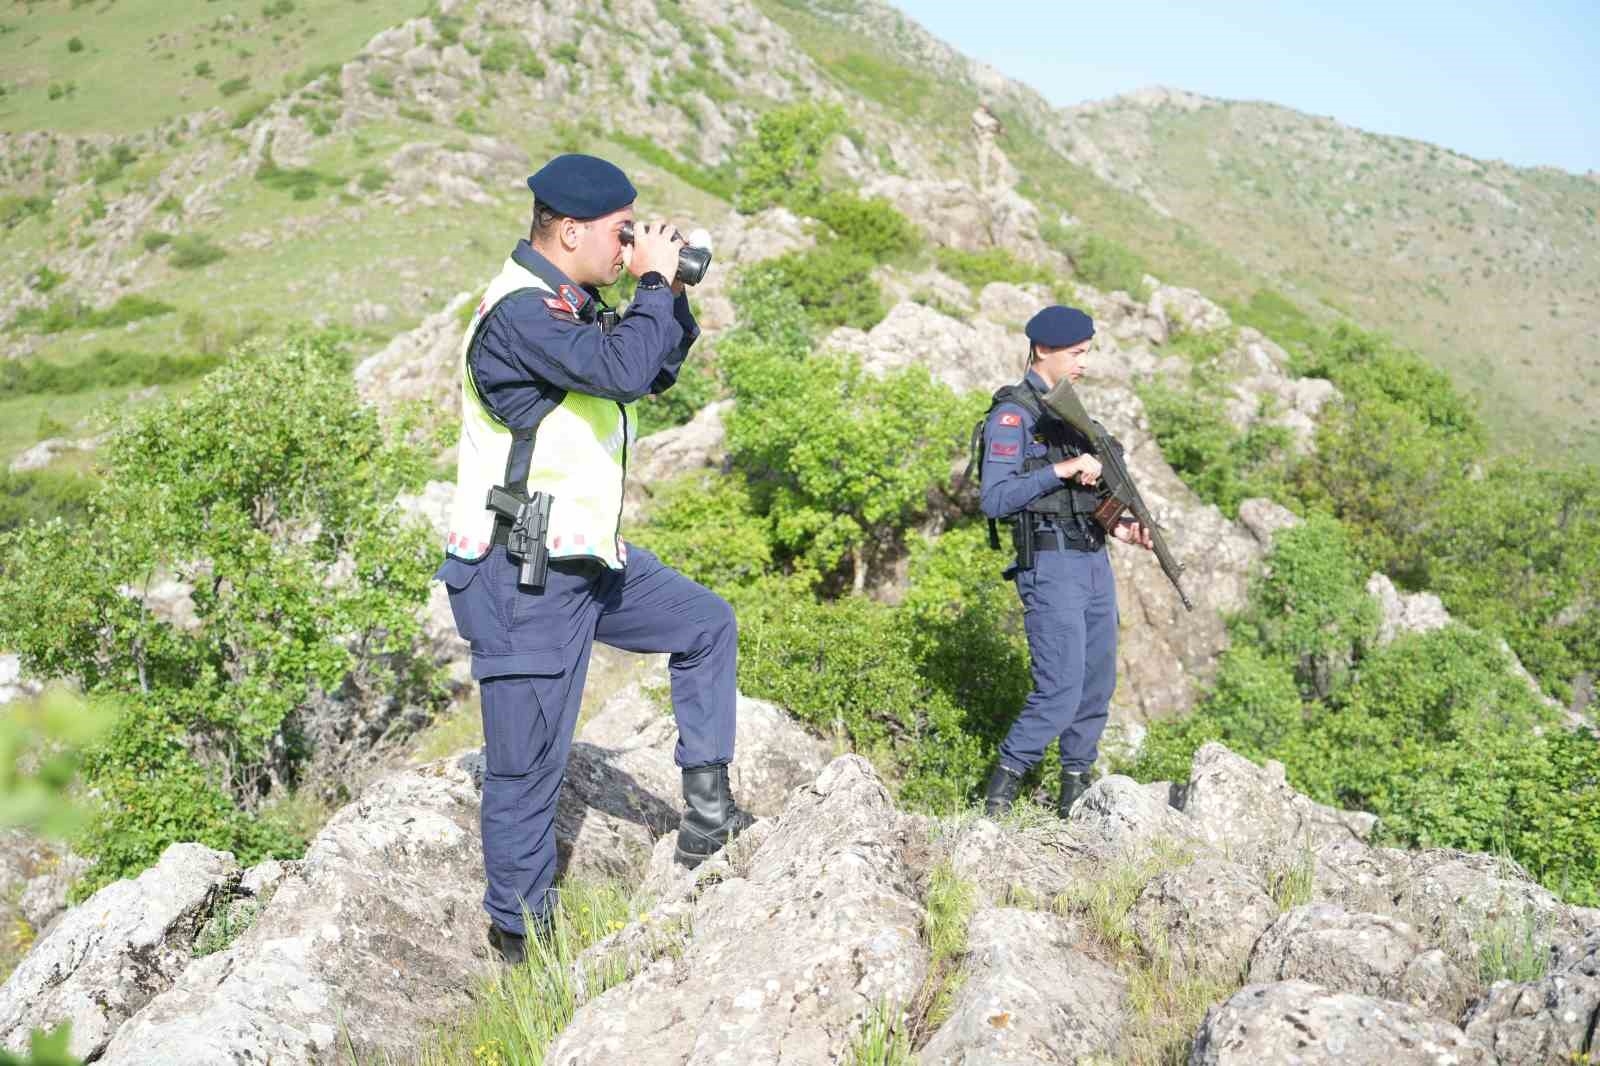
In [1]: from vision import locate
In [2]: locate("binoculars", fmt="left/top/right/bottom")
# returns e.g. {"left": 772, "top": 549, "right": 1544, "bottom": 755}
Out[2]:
{"left": 617, "top": 221, "right": 713, "bottom": 286}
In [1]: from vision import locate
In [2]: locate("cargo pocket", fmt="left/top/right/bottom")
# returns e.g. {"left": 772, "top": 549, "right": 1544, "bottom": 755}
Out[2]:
{"left": 436, "top": 556, "right": 488, "bottom": 643}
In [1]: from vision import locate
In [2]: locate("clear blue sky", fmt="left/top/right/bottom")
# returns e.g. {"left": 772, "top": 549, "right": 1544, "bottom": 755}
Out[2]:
{"left": 891, "top": 0, "right": 1600, "bottom": 174}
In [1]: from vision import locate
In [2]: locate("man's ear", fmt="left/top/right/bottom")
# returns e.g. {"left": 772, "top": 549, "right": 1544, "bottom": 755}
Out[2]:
{"left": 560, "top": 217, "right": 583, "bottom": 252}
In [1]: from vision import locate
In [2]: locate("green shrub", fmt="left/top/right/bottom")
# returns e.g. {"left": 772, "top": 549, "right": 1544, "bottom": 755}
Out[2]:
{"left": 0, "top": 195, "right": 51, "bottom": 228}
{"left": 357, "top": 166, "right": 389, "bottom": 192}
{"left": 479, "top": 34, "right": 522, "bottom": 74}
{"left": 0, "top": 339, "right": 441, "bottom": 894}
{"left": 27, "top": 266, "right": 63, "bottom": 293}
{"left": 639, "top": 474, "right": 773, "bottom": 591}
{"left": 168, "top": 234, "right": 228, "bottom": 269}
{"left": 228, "top": 95, "right": 272, "bottom": 129}
{"left": 934, "top": 246, "right": 1051, "bottom": 293}
{"left": 66, "top": 36, "right": 83, "bottom": 53}
{"left": 633, "top": 355, "right": 719, "bottom": 438}
{"left": 733, "top": 102, "right": 846, "bottom": 214}
{"left": 811, "top": 192, "right": 920, "bottom": 257}
{"left": 733, "top": 243, "right": 884, "bottom": 332}
{"left": 255, "top": 157, "right": 332, "bottom": 201}
{"left": 723, "top": 341, "right": 972, "bottom": 589}
{"left": 141, "top": 231, "right": 173, "bottom": 252}
{"left": 367, "top": 70, "right": 395, "bottom": 97}
{"left": 0, "top": 468, "right": 96, "bottom": 534}
{"left": 0, "top": 348, "right": 220, "bottom": 398}
{"left": 11, "top": 294, "right": 176, "bottom": 335}
{"left": 194, "top": 59, "right": 213, "bottom": 78}
{"left": 551, "top": 42, "right": 580, "bottom": 65}
{"left": 1043, "top": 226, "right": 1148, "bottom": 296}
{"left": 611, "top": 133, "right": 735, "bottom": 201}
{"left": 1127, "top": 518, "right": 1600, "bottom": 904}
{"left": 1137, "top": 379, "right": 1290, "bottom": 518}
{"left": 218, "top": 75, "right": 251, "bottom": 98}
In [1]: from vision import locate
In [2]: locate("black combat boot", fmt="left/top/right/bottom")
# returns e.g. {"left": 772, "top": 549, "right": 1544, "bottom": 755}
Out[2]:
{"left": 1057, "top": 771, "right": 1094, "bottom": 818}
{"left": 487, "top": 907, "right": 553, "bottom": 966}
{"left": 676, "top": 763, "right": 755, "bottom": 868}
{"left": 984, "top": 763, "right": 1024, "bottom": 818}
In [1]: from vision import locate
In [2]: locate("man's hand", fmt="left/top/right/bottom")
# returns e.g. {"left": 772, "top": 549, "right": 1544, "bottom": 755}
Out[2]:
{"left": 1113, "top": 520, "right": 1154, "bottom": 551}
{"left": 627, "top": 221, "right": 683, "bottom": 282}
{"left": 1053, "top": 454, "right": 1102, "bottom": 486}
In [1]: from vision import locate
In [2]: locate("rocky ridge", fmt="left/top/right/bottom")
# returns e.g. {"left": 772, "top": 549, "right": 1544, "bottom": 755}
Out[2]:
{"left": 8, "top": 730, "right": 1595, "bottom": 1064}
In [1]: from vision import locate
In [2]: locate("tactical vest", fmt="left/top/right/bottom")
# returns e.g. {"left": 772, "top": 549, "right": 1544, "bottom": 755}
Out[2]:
{"left": 971, "top": 379, "right": 1103, "bottom": 525}
{"left": 444, "top": 257, "right": 634, "bottom": 568}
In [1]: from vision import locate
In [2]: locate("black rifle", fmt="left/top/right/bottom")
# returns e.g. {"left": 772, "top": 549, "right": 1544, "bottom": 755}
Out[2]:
{"left": 484, "top": 487, "right": 553, "bottom": 591}
{"left": 1039, "top": 379, "right": 1194, "bottom": 612}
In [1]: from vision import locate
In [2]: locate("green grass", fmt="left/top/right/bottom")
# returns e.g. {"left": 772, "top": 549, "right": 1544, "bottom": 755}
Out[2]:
{"left": 0, "top": 0, "right": 435, "bottom": 134}
{"left": 413, "top": 881, "right": 640, "bottom": 1066}
{"left": 847, "top": 999, "right": 914, "bottom": 1066}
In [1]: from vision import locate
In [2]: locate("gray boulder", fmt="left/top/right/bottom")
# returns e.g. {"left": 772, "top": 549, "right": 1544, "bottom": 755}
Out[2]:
{"left": 919, "top": 907, "right": 1126, "bottom": 1065}
{"left": 545, "top": 756, "right": 928, "bottom": 1066}
{"left": 1190, "top": 980, "right": 1489, "bottom": 1065}
{"left": 1130, "top": 857, "right": 1277, "bottom": 979}
{"left": 1067, "top": 774, "right": 1201, "bottom": 854}
{"left": 0, "top": 843, "right": 237, "bottom": 1061}
{"left": 1462, "top": 971, "right": 1600, "bottom": 1065}
{"left": 1392, "top": 850, "right": 1596, "bottom": 960}
{"left": 97, "top": 760, "right": 491, "bottom": 1065}
{"left": 1248, "top": 904, "right": 1473, "bottom": 1019}
{"left": 1181, "top": 742, "right": 1376, "bottom": 876}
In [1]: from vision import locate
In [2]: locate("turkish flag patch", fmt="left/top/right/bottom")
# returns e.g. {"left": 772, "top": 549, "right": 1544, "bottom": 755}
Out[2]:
{"left": 989, "top": 442, "right": 1020, "bottom": 458}
{"left": 543, "top": 296, "right": 579, "bottom": 322}
{"left": 998, "top": 412, "right": 1022, "bottom": 427}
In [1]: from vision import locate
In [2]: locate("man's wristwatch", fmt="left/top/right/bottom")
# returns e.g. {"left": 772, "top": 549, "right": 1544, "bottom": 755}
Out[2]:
{"left": 636, "top": 271, "right": 669, "bottom": 291}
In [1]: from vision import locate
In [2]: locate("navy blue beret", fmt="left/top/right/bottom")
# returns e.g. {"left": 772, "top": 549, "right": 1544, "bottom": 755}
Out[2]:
{"left": 1025, "top": 305, "right": 1095, "bottom": 348}
{"left": 526, "top": 154, "right": 636, "bottom": 220}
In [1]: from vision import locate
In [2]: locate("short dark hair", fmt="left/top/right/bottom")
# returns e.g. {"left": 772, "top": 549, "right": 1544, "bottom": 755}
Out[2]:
{"left": 530, "top": 199, "right": 567, "bottom": 242}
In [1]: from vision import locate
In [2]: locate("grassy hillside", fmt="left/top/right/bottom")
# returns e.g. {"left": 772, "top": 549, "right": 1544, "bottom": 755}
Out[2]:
{"left": 1059, "top": 92, "right": 1600, "bottom": 458}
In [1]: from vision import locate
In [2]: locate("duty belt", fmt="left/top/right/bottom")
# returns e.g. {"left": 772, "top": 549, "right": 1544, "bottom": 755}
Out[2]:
{"left": 1032, "top": 522, "right": 1104, "bottom": 553}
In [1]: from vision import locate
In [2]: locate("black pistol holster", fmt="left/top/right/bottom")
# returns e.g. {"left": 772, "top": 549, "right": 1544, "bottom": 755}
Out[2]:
{"left": 485, "top": 486, "right": 552, "bottom": 591}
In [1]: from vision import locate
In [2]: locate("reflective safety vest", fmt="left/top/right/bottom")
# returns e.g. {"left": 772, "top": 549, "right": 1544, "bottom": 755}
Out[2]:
{"left": 444, "top": 256, "right": 634, "bottom": 568}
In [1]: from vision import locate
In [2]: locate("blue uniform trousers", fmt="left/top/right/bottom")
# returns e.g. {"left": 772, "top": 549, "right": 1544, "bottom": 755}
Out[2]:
{"left": 438, "top": 544, "right": 737, "bottom": 935}
{"left": 999, "top": 546, "right": 1119, "bottom": 775}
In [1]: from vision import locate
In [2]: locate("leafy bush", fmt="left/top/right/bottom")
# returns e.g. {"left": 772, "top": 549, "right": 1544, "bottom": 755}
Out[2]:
{"left": 0, "top": 468, "right": 96, "bottom": 534}
{"left": 229, "top": 95, "right": 273, "bottom": 130}
{"left": 11, "top": 294, "right": 176, "bottom": 335}
{"left": 0, "top": 195, "right": 52, "bottom": 228}
{"left": 723, "top": 338, "right": 973, "bottom": 589}
{"left": 733, "top": 102, "right": 845, "bottom": 214}
{"left": 168, "top": 234, "right": 228, "bottom": 269}
{"left": 639, "top": 474, "right": 773, "bottom": 591}
{"left": 633, "top": 355, "right": 719, "bottom": 438}
{"left": 479, "top": 34, "right": 522, "bottom": 75}
{"left": 218, "top": 75, "right": 251, "bottom": 98}
{"left": 256, "top": 158, "right": 333, "bottom": 201}
{"left": 610, "top": 133, "right": 735, "bottom": 202}
{"left": 733, "top": 243, "right": 884, "bottom": 332}
{"left": 811, "top": 191, "right": 920, "bottom": 258}
{"left": 1138, "top": 380, "right": 1290, "bottom": 519}
{"left": 0, "top": 348, "right": 221, "bottom": 398}
{"left": 0, "top": 338, "right": 442, "bottom": 894}
{"left": 934, "top": 246, "right": 1051, "bottom": 293}
{"left": 1042, "top": 224, "right": 1148, "bottom": 296}
{"left": 1126, "top": 517, "right": 1600, "bottom": 904}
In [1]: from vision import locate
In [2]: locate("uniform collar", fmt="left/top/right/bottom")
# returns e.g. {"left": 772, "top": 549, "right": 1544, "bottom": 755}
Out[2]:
{"left": 512, "top": 240, "right": 595, "bottom": 316}
{"left": 1024, "top": 367, "right": 1050, "bottom": 394}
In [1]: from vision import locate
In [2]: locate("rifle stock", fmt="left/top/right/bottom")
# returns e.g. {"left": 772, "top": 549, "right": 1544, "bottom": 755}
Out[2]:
{"left": 1040, "top": 379, "right": 1195, "bottom": 612}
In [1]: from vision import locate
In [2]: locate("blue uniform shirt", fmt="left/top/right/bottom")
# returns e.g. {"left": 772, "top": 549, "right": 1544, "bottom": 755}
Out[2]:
{"left": 471, "top": 240, "right": 700, "bottom": 426}
{"left": 979, "top": 369, "right": 1068, "bottom": 522}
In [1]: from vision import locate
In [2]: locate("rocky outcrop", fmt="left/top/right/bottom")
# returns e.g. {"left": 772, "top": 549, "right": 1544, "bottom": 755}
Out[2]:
{"left": 0, "top": 679, "right": 826, "bottom": 1064}
{"left": 1190, "top": 981, "right": 1489, "bottom": 1065}
{"left": 0, "top": 844, "right": 237, "bottom": 1060}
{"left": 546, "top": 756, "right": 928, "bottom": 1066}
{"left": 920, "top": 907, "right": 1126, "bottom": 1064}
{"left": 8, "top": 739, "right": 1600, "bottom": 1063}
{"left": 1248, "top": 905, "right": 1473, "bottom": 1019}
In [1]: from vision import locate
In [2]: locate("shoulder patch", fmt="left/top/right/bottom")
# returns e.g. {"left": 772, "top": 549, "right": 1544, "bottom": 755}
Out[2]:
{"left": 998, "top": 412, "right": 1022, "bottom": 427}
{"left": 543, "top": 295, "right": 580, "bottom": 322}
{"left": 988, "top": 441, "right": 1020, "bottom": 459}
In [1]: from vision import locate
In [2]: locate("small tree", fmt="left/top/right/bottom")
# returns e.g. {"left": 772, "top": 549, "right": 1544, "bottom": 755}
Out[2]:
{"left": 733, "top": 102, "right": 846, "bottom": 214}
{"left": 0, "top": 337, "right": 442, "bottom": 893}
{"left": 723, "top": 339, "right": 974, "bottom": 592}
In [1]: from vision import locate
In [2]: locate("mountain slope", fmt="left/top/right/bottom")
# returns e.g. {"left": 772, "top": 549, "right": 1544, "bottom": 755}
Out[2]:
{"left": 1054, "top": 90, "right": 1600, "bottom": 456}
